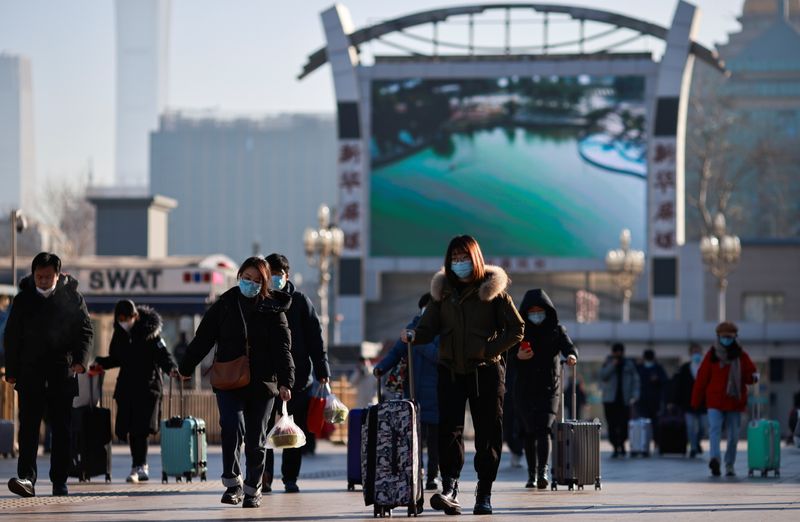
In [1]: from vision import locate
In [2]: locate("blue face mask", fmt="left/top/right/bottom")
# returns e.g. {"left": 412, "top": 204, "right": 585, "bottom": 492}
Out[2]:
{"left": 451, "top": 260, "right": 473, "bottom": 279}
{"left": 691, "top": 353, "right": 703, "bottom": 364}
{"left": 719, "top": 336, "right": 735, "bottom": 347}
{"left": 528, "top": 312, "right": 546, "bottom": 325}
{"left": 238, "top": 278, "right": 261, "bottom": 298}
{"left": 271, "top": 274, "right": 287, "bottom": 291}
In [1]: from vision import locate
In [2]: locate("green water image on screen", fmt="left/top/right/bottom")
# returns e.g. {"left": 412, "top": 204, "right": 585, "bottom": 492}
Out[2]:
{"left": 369, "top": 76, "right": 648, "bottom": 258}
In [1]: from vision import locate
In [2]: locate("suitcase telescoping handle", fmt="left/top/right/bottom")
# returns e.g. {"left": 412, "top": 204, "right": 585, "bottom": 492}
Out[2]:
{"left": 559, "top": 360, "right": 578, "bottom": 422}
{"left": 168, "top": 376, "right": 186, "bottom": 419}
{"left": 406, "top": 339, "right": 416, "bottom": 402}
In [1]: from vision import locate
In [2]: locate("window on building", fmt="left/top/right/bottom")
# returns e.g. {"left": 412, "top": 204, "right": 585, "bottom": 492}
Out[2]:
{"left": 743, "top": 293, "right": 784, "bottom": 322}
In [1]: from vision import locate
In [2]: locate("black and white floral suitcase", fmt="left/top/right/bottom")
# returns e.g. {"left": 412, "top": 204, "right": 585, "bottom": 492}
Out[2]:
{"left": 361, "top": 342, "right": 424, "bottom": 518}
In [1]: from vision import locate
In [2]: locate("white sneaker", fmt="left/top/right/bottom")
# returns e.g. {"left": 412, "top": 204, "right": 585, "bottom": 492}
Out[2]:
{"left": 126, "top": 467, "right": 139, "bottom": 483}
{"left": 138, "top": 465, "right": 150, "bottom": 482}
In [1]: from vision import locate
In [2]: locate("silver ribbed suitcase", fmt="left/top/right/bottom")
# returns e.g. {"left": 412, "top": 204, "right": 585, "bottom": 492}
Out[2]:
{"left": 551, "top": 363, "right": 601, "bottom": 491}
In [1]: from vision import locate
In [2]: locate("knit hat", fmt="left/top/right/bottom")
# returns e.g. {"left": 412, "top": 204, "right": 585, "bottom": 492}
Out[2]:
{"left": 715, "top": 321, "right": 738, "bottom": 335}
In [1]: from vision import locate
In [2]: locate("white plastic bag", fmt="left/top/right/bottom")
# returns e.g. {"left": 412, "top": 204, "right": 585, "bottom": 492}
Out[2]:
{"left": 266, "top": 400, "right": 307, "bottom": 449}
{"left": 323, "top": 383, "right": 349, "bottom": 424}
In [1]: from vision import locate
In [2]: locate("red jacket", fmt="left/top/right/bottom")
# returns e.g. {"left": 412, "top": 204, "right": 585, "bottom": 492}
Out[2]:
{"left": 691, "top": 345, "right": 756, "bottom": 412}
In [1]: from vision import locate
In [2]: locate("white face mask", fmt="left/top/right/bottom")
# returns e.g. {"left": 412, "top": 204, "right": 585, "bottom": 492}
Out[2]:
{"left": 119, "top": 319, "right": 135, "bottom": 332}
{"left": 36, "top": 284, "right": 57, "bottom": 298}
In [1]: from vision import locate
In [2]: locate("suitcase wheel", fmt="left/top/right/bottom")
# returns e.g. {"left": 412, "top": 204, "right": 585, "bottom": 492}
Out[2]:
{"left": 568, "top": 484, "right": 574, "bottom": 491}
{"left": 551, "top": 483, "right": 557, "bottom": 491}
{"left": 595, "top": 479, "right": 601, "bottom": 491}
{"left": 201, "top": 472, "right": 207, "bottom": 482}
{"left": 748, "top": 469, "right": 754, "bottom": 477}
{"left": 761, "top": 470, "right": 767, "bottom": 477}
{"left": 176, "top": 476, "right": 182, "bottom": 483}
{"left": 348, "top": 481, "right": 354, "bottom": 491}
{"left": 105, "top": 474, "right": 111, "bottom": 483}
{"left": 775, "top": 470, "right": 780, "bottom": 478}
{"left": 162, "top": 472, "right": 168, "bottom": 484}
{"left": 186, "top": 473, "right": 193, "bottom": 483}
{"left": 578, "top": 484, "right": 584, "bottom": 491}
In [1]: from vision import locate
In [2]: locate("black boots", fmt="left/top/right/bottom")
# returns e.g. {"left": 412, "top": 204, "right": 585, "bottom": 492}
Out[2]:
{"left": 430, "top": 477, "right": 461, "bottom": 515}
{"left": 525, "top": 470, "right": 537, "bottom": 489}
{"left": 473, "top": 481, "right": 493, "bottom": 515}
{"left": 537, "top": 466, "right": 550, "bottom": 490}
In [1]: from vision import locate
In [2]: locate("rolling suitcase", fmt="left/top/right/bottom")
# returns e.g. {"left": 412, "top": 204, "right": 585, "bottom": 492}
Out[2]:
{"left": 628, "top": 417, "right": 653, "bottom": 457}
{"left": 362, "top": 340, "right": 423, "bottom": 517}
{"left": 657, "top": 409, "right": 688, "bottom": 456}
{"left": 551, "top": 361, "right": 602, "bottom": 491}
{"left": 346, "top": 407, "right": 365, "bottom": 491}
{"left": 0, "top": 419, "right": 15, "bottom": 458}
{"left": 160, "top": 378, "right": 208, "bottom": 483}
{"left": 747, "top": 385, "right": 780, "bottom": 477}
{"left": 69, "top": 373, "right": 112, "bottom": 482}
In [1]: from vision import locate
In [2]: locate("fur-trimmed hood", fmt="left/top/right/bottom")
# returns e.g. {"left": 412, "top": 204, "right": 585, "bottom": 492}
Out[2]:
{"left": 430, "top": 264, "right": 510, "bottom": 302}
{"left": 118, "top": 305, "right": 162, "bottom": 341}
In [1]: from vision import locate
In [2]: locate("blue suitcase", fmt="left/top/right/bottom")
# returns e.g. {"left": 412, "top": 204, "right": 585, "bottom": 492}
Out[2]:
{"left": 347, "top": 408, "right": 365, "bottom": 490}
{"left": 160, "top": 378, "right": 207, "bottom": 482}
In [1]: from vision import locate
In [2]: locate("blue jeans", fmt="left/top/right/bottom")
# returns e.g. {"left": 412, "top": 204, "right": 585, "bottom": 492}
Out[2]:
{"left": 216, "top": 389, "right": 274, "bottom": 496}
{"left": 707, "top": 409, "right": 740, "bottom": 466}
{"left": 684, "top": 412, "right": 707, "bottom": 454}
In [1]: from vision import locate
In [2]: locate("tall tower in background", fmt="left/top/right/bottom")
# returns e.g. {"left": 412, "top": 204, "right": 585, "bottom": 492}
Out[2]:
{"left": 115, "top": 0, "right": 171, "bottom": 187}
{"left": 0, "top": 53, "right": 35, "bottom": 213}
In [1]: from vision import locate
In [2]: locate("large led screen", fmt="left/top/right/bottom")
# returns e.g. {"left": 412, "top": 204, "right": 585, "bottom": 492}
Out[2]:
{"left": 370, "top": 75, "right": 647, "bottom": 258}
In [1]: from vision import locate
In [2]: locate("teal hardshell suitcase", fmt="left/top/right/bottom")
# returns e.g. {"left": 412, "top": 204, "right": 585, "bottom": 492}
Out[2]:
{"left": 160, "top": 378, "right": 208, "bottom": 482}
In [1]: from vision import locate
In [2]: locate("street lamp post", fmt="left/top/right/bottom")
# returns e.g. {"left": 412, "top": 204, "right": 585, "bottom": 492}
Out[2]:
{"left": 700, "top": 212, "right": 741, "bottom": 322}
{"left": 303, "top": 204, "right": 344, "bottom": 348}
{"left": 605, "top": 229, "right": 645, "bottom": 323}
{"left": 10, "top": 209, "right": 27, "bottom": 289}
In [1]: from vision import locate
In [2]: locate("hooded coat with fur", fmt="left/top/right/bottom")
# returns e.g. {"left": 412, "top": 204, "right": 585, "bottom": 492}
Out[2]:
{"left": 4, "top": 274, "right": 93, "bottom": 385}
{"left": 95, "top": 305, "right": 176, "bottom": 439}
{"left": 414, "top": 265, "right": 524, "bottom": 374}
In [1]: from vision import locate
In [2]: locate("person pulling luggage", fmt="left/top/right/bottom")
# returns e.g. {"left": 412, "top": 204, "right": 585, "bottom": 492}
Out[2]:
{"left": 178, "top": 257, "right": 294, "bottom": 508}
{"left": 403, "top": 235, "right": 524, "bottom": 515}
{"left": 691, "top": 321, "right": 757, "bottom": 477}
{"left": 91, "top": 299, "right": 179, "bottom": 483}
{"left": 508, "top": 289, "right": 577, "bottom": 489}
{"left": 374, "top": 292, "right": 440, "bottom": 491}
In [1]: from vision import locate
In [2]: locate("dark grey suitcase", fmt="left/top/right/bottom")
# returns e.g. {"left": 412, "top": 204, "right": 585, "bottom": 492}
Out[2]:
{"left": 361, "top": 341, "right": 423, "bottom": 518}
{"left": 551, "top": 362, "right": 602, "bottom": 491}
{"left": 0, "top": 419, "right": 15, "bottom": 457}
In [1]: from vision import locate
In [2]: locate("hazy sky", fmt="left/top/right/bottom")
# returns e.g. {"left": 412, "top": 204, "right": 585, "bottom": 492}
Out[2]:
{"left": 0, "top": 0, "right": 745, "bottom": 186}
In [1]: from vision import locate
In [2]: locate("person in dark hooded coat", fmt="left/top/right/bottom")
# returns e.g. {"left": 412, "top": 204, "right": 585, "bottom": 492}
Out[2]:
{"left": 92, "top": 300, "right": 178, "bottom": 483}
{"left": 508, "top": 289, "right": 577, "bottom": 490}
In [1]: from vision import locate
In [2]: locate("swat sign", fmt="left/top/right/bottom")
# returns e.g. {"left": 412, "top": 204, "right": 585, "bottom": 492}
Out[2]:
{"left": 87, "top": 269, "right": 163, "bottom": 292}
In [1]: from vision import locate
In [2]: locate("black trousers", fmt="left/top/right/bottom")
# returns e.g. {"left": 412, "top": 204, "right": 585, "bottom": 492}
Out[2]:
{"left": 129, "top": 434, "right": 148, "bottom": 468}
{"left": 521, "top": 410, "right": 556, "bottom": 473}
{"left": 604, "top": 401, "right": 630, "bottom": 450}
{"left": 422, "top": 422, "right": 440, "bottom": 480}
{"left": 264, "top": 386, "right": 310, "bottom": 483}
{"left": 437, "top": 363, "right": 505, "bottom": 483}
{"left": 16, "top": 366, "right": 76, "bottom": 485}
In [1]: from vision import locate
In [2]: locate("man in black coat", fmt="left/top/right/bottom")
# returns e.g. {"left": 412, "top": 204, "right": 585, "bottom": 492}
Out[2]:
{"left": 263, "top": 253, "right": 330, "bottom": 493}
{"left": 4, "top": 252, "right": 94, "bottom": 497}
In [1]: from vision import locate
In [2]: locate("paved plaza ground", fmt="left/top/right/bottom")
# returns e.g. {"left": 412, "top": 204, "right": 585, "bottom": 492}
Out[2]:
{"left": 0, "top": 440, "right": 797, "bottom": 521}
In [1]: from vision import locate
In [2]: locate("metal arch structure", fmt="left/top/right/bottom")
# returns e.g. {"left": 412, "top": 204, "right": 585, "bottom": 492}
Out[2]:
{"left": 298, "top": 3, "right": 725, "bottom": 79}
{"left": 311, "top": 1, "right": 711, "bottom": 343}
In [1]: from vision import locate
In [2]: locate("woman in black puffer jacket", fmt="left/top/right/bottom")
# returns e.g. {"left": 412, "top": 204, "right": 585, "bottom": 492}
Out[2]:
{"left": 93, "top": 300, "right": 177, "bottom": 483}
{"left": 179, "top": 257, "right": 294, "bottom": 509}
{"left": 508, "top": 289, "right": 577, "bottom": 490}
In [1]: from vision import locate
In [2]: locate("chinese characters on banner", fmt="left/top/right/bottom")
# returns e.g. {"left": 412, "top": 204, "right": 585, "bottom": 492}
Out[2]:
{"left": 650, "top": 137, "right": 678, "bottom": 256}
{"left": 338, "top": 140, "right": 363, "bottom": 256}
